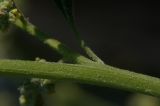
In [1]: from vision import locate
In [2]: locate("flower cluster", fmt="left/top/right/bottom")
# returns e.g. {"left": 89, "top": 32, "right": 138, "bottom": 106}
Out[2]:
{"left": 0, "top": 0, "right": 14, "bottom": 31}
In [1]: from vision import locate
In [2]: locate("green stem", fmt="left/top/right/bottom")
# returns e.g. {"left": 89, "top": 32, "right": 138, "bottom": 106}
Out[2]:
{"left": 8, "top": 8, "right": 95, "bottom": 64}
{"left": 0, "top": 59, "right": 160, "bottom": 97}
{"left": 69, "top": 20, "right": 104, "bottom": 64}
{"left": 53, "top": 0, "right": 104, "bottom": 64}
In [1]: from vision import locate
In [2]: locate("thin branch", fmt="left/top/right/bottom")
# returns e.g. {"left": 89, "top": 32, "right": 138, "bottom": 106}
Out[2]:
{"left": 69, "top": 21, "right": 105, "bottom": 64}
{"left": 0, "top": 0, "right": 97, "bottom": 64}
{"left": 8, "top": 8, "right": 95, "bottom": 64}
{"left": 0, "top": 60, "right": 160, "bottom": 97}
{"left": 54, "top": 0, "right": 104, "bottom": 64}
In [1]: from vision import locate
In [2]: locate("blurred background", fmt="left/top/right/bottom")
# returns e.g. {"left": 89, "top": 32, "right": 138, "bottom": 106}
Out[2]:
{"left": 0, "top": 0, "right": 160, "bottom": 106}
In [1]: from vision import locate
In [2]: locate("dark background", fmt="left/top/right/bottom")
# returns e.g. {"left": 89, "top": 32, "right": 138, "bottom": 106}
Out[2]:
{"left": 0, "top": 0, "right": 160, "bottom": 106}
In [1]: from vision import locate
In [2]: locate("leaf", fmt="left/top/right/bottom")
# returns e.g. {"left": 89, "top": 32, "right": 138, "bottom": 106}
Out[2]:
{"left": 54, "top": 0, "right": 74, "bottom": 23}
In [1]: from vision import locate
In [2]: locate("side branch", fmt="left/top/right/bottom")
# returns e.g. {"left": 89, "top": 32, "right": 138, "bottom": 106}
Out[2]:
{"left": 8, "top": 8, "right": 94, "bottom": 64}
{"left": 0, "top": 0, "right": 95, "bottom": 64}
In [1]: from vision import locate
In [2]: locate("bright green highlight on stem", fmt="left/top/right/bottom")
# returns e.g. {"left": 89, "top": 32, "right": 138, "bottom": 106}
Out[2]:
{"left": 0, "top": 60, "right": 160, "bottom": 97}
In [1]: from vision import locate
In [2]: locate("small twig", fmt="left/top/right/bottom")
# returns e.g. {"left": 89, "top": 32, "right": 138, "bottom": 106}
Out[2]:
{"left": 69, "top": 21, "right": 104, "bottom": 64}
{"left": 8, "top": 9, "right": 94, "bottom": 64}
{"left": 54, "top": 0, "right": 104, "bottom": 64}
{"left": 1, "top": 0, "right": 96, "bottom": 64}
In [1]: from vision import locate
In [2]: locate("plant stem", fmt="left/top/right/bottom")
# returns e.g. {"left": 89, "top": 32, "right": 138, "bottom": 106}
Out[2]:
{"left": 0, "top": 60, "right": 160, "bottom": 97}
{"left": 8, "top": 8, "right": 95, "bottom": 64}
{"left": 54, "top": 0, "right": 104, "bottom": 64}
{"left": 68, "top": 20, "right": 104, "bottom": 64}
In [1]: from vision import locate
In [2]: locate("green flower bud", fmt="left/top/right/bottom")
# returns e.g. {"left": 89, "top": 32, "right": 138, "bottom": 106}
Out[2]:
{"left": 0, "top": 0, "right": 15, "bottom": 31}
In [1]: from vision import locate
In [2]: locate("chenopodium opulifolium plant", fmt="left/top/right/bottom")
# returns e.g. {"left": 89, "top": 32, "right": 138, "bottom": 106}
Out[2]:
{"left": 0, "top": 0, "right": 14, "bottom": 31}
